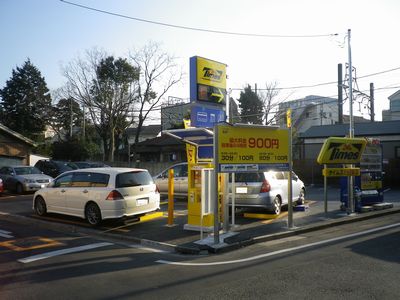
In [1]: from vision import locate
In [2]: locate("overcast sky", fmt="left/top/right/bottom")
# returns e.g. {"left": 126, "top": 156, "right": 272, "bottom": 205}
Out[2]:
{"left": 1, "top": 0, "right": 400, "bottom": 121}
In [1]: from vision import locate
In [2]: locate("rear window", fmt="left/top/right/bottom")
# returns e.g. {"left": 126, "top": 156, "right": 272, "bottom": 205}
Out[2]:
{"left": 116, "top": 171, "right": 154, "bottom": 188}
{"left": 231, "top": 172, "right": 265, "bottom": 183}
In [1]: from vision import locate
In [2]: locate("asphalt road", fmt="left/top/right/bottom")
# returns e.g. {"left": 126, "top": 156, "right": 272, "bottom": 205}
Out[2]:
{"left": 1, "top": 213, "right": 399, "bottom": 299}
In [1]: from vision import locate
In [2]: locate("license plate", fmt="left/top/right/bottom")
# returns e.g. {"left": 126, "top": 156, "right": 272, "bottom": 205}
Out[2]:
{"left": 236, "top": 187, "right": 248, "bottom": 194}
{"left": 136, "top": 198, "right": 148, "bottom": 206}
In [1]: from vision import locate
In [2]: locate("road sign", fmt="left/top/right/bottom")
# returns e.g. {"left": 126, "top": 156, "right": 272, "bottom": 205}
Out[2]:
{"left": 216, "top": 124, "right": 289, "bottom": 172}
{"left": 317, "top": 137, "right": 367, "bottom": 164}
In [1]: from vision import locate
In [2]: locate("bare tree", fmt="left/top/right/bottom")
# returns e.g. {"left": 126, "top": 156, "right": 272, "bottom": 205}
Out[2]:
{"left": 258, "top": 81, "right": 282, "bottom": 125}
{"left": 62, "top": 48, "right": 139, "bottom": 161}
{"left": 129, "top": 42, "right": 183, "bottom": 160}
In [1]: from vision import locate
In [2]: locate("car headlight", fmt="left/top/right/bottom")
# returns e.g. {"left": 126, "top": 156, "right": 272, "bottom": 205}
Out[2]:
{"left": 24, "top": 179, "right": 35, "bottom": 183}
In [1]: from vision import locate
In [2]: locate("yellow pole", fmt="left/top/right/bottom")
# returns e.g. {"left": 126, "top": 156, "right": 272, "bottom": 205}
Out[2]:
{"left": 167, "top": 168, "right": 174, "bottom": 226}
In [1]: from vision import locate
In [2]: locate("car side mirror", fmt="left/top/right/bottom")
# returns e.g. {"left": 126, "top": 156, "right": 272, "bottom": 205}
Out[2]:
{"left": 48, "top": 181, "right": 55, "bottom": 188}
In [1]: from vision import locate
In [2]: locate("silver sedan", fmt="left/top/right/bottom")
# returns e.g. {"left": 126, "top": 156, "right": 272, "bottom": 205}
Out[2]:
{"left": 0, "top": 166, "right": 53, "bottom": 194}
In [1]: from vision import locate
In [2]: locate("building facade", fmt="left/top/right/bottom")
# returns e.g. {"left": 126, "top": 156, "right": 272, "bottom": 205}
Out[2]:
{"left": 278, "top": 95, "right": 339, "bottom": 133}
{"left": 382, "top": 90, "right": 400, "bottom": 121}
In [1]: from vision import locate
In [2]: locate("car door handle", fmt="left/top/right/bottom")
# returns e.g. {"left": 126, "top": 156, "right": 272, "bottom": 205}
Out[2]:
{"left": 61, "top": 189, "right": 66, "bottom": 193}
{"left": 83, "top": 190, "right": 89, "bottom": 193}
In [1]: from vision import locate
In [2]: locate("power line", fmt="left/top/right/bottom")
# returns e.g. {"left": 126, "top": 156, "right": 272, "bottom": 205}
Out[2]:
{"left": 230, "top": 66, "right": 400, "bottom": 91}
{"left": 59, "top": 0, "right": 338, "bottom": 38}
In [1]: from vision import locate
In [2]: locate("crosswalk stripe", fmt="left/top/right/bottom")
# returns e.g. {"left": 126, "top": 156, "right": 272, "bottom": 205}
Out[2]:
{"left": 0, "top": 229, "right": 14, "bottom": 238}
{"left": 18, "top": 242, "right": 114, "bottom": 264}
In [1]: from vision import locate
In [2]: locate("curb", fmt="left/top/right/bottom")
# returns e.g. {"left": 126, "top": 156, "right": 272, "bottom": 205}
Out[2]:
{"left": 214, "top": 207, "right": 400, "bottom": 253}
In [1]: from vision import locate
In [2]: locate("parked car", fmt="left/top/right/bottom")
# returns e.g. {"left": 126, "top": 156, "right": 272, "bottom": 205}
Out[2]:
{"left": 74, "top": 161, "right": 111, "bottom": 169}
{"left": 33, "top": 167, "right": 160, "bottom": 225}
{"left": 153, "top": 162, "right": 189, "bottom": 198}
{"left": 0, "top": 166, "right": 53, "bottom": 194}
{"left": 229, "top": 171, "right": 305, "bottom": 215}
{"left": 34, "top": 160, "right": 78, "bottom": 178}
{"left": 154, "top": 162, "right": 306, "bottom": 214}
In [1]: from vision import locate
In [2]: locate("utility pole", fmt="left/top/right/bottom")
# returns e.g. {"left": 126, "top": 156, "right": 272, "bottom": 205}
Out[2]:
{"left": 370, "top": 83, "right": 375, "bottom": 122}
{"left": 338, "top": 64, "right": 343, "bottom": 124}
{"left": 347, "top": 28, "right": 355, "bottom": 214}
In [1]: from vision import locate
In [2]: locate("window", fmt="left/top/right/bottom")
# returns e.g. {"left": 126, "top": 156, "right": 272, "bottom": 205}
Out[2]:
{"left": 116, "top": 171, "right": 154, "bottom": 188}
{"left": 89, "top": 173, "right": 109, "bottom": 187}
{"left": 71, "top": 172, "right": 92, "bottom": 187}
{"left": 54, "top": 174, "right": 73, "bottom": 187}
{"left": 233, "top": 172, "right": 264, "bottom": 182}
{"left": 173, "top": 164, "right": 188, "bottom": 177}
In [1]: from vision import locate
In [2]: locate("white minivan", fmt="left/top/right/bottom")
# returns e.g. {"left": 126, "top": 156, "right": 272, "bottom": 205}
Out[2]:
{"left": 33, "top": 167, "right": 160, "bottom": 225}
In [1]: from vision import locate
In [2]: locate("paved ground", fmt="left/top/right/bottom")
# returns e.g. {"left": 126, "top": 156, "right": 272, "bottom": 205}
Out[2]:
{"left": 0, "top": 186, "right": 399, "bottom": 253}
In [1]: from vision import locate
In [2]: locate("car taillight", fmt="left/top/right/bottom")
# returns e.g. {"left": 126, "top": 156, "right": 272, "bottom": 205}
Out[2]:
{"left": 260, "top": 179, "right": 271, "bottom": 193}
{"left": 106, "top": 190, "right": 124, "bottom": 200}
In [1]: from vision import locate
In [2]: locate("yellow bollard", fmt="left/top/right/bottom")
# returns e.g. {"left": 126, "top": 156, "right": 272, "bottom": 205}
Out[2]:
{"left": 167, "top": 168, "right": 174, "bottom": 226}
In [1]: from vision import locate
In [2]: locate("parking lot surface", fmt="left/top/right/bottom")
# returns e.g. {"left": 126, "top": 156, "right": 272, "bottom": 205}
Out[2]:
{"left": 0, "top": 186, "right": 399, "bottom": 254}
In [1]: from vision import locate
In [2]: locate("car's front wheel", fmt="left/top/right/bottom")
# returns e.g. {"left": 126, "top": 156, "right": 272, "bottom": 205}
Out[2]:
{"left": 34, "top": 196, "right": 47, "bottom": 216}
{"left": 85, "top": 203, "right": 102, "bottom": 226}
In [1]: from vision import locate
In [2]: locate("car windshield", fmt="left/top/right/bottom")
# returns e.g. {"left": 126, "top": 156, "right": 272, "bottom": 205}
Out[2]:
{"left": 14, "top": 166, "right": 42, "bottom": 175}
{"left": 116, "top": 171, "right": 154, "bottom": 188}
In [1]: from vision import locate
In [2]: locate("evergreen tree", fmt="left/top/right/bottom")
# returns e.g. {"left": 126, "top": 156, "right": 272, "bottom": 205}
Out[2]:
{"left": 0, "top": 59, "right": 52, "bottom": 140}
{"left": 238, "top": 85, "right": 264, "bottom": 124}
{"left": 49, "top": 97, "right": 83, "bottom": 140}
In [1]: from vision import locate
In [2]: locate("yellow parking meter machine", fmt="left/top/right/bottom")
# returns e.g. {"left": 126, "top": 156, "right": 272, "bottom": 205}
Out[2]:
{"left": 186, "top": 160, "right": 214, "bottom": 231}
{"left": 164, "top": 126, "right": 222, "bottom": 231}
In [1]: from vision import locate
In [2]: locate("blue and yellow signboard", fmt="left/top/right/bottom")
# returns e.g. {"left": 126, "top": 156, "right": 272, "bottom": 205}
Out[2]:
{"left": 190, "top": 56, "right": 227, "bottom": 105}
{"left": 317, "top": 137, "right": 367, "bottom": 165}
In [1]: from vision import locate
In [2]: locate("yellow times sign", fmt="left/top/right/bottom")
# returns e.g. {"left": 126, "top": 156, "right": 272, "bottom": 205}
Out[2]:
{"left": 322, "top": 168, "right": 360, "bottom": 177}
{"left": 317, "top": 137, "right": 367, "bottom": 164}
{"left": 217, "top": 125, "right": 289, "bottom": 164}
{"left": 196, "top": 57, "right": 227, "bottom": 89}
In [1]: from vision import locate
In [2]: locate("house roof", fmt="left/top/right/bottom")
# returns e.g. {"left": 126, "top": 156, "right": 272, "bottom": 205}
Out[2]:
{"left": 136, "top": 134, "right": 185, "bottom": 147}
{"left": 0, "top": 123, "right": 36, "bottom": 146}
{"left": 388, "top": 89, "right": 400, "bottom": 101}
{"left": 300, "top": 120, "right": 400, "bottom": 138}
{"left": 126, "top": 124, "right": 162, "bottom": 136}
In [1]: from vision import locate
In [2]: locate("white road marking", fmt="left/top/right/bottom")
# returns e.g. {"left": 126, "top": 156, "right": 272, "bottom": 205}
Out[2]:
{"left": 18, "top": 242, "right": 114, "bottom": 264}
{"left": 157, "top": 222, "right": 400, "bottom": 266}
{"left": 0, "top": 229, "right": 13, "bottom": 238}
{"left": 129, "top": 244, "right": 168, "bottom": 253}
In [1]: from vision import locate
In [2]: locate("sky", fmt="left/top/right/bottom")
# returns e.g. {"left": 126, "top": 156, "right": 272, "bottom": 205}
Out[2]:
{"left": 1, "top": 0, "right": 400, "bottom": 122}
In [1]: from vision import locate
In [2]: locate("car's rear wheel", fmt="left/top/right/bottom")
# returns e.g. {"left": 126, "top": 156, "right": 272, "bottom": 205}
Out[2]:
{"left": 35, "top": 197, "right": 47, "bottom": 216}
{"left": 16, "top": 183, "right": 23, "bottom": 194}
{"left": 85, "top": 203, "right": 102, "bottom": 226}
{"left": 272, "top": 196, "right": 282, "bottom": 215}
{"left": 297, "top": 188, "right": 306, "bottom": 205}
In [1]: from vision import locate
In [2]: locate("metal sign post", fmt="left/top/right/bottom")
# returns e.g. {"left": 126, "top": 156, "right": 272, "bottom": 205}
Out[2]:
{"left": 213, "top": 124, "right": 220, "bottom": 244}
{"left": 287, "top": 109, "right": 294, "bottom": 229}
